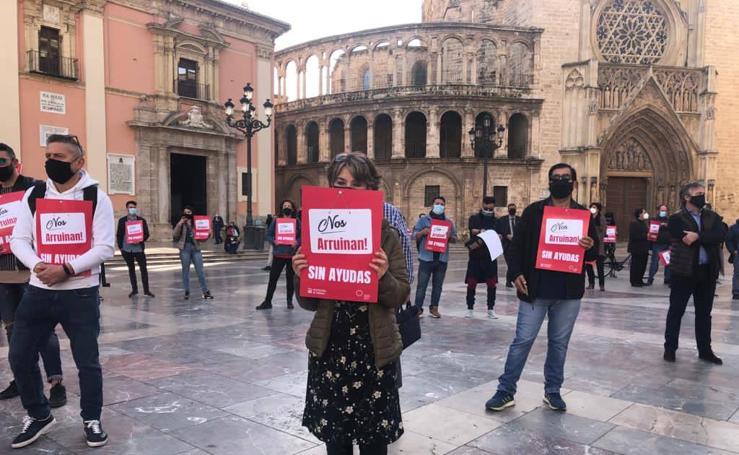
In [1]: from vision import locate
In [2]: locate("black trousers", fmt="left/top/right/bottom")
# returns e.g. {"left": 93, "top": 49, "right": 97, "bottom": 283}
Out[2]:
{"left": 326, "top": 442, "right": 387, "bottom": 455}
{"left": 264, "top": 257, "right": 294, "bottom": 303}
{"left": 586, "top": 256, "right": 605, "bottom": 287}
{"left": 630, "top": 252, "right": 648, "bottom": 285}
{"left": 503, "top": 246, "right": 515, "bottom": 284}
{"left": 665, "top": 265, "right": 716, "bottom": 355}
{"left": 122, "top": 251, "right": 150, "bottom": 293}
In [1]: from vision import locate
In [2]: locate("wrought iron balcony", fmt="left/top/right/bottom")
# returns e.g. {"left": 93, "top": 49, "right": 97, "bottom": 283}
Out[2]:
{"left": 27, "top": 50, "right": 78, "bottom": 80}
{"left": 174, "top": 79, "right": 211, "bottom": 101}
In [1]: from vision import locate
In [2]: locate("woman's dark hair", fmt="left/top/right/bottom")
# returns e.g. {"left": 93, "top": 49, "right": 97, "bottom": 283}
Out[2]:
{"left": 633, "top": 208, "right": 645, "bottom": 219}
{"left": 605, "top": 211, "right": 616, "bottom": 225}
{"left": 327, "top": 152, "right": 381, "bottom": 190}
{"left": 279, "top": 199, "right": 296, "bottom": 212}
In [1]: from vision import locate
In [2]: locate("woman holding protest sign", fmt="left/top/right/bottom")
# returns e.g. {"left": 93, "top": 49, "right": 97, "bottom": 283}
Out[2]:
{"left": 629, "top": 208, "right": 651, "bottom": 287}
{"left": 256, "top": 200, "right": 300, "bottom": 310}
{"left": 293, "top": 152, "right": 409, "bottom": 455}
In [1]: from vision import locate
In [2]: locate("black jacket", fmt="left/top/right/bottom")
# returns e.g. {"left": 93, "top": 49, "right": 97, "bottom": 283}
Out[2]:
{"left": 116, "top": 216, "right": 151, "bottom": 251}
{"left": 496, "top": 214, "right": 521, "bottom": 249}
{"left": 507, "top": 198, "right": 599, "bottom": 303}
{"left": 628, "top": 220, "right": 650, "bottom": 255}
{"left": 668, "top": 208, "right": 726, "bottom": 279}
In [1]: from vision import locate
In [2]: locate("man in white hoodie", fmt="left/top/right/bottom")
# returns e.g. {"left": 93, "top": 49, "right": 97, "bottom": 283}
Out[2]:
{"left": 9, "top": 134, "right": 114, "bottom": 449}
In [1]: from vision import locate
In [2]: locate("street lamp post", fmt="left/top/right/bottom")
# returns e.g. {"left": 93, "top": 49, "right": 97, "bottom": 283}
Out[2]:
{"left": 468, "top": 115, "right": 505, "bottom": 198}
{"left": 224, "top": 83, "right": 274, "bottom": 235}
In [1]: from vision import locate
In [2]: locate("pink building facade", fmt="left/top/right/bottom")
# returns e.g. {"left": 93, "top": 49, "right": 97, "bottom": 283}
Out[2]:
{"left": 0, "top": 0, "right": 288, "bottom": 238}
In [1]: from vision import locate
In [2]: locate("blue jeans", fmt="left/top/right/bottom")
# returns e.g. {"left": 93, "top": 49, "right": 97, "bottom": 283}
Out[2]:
{"left": 180, "top": 243, "right": 209, "bottom": 293}
{"left": 648, "top": 244, "right": 671, "bottom": 283}
{"left": 0, "top": 283, "right": 63, "bottom": 383}
{"left": 414, "top": 260, "right": 448, "bottom": 308}
{"left": 10, "top": 286, "right": 102, "bottom": 421}
{"left": 498, "top": 299, "right": 581, "bottom": 395}
{"left": 732, "top": 258, "right": 738, "bottom": 297}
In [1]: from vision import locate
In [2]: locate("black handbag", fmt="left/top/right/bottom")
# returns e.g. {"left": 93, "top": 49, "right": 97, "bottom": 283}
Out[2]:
{"left": 396, "top": 302, "right": 421, "bottom": 349}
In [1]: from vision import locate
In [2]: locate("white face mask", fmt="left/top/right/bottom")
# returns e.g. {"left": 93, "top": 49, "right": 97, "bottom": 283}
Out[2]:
{"left": 642, "top": 212, "right": 650, "bottom": 220}
{"left": 590, "top": 207, "right": 597, "bottom": 215}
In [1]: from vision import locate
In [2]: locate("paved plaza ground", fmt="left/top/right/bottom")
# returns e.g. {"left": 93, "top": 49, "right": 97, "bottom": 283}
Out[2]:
{"left": 1, "top": 249, "right": 738, "bottom": 454}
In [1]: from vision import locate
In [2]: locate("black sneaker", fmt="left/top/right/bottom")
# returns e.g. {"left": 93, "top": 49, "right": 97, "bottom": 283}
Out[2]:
{"left": 262, "top": 266, "right": 271, "bottom": 271}
{"left": 184, "top": 291, "right": 190, "bottom": 300}
{"left": 0, "top": 380, "right": 19, "bottom": 400}
{"left": 698, "top": 352, "right": 723, "bottom": 365}
{"left": 48, "top": 383, "right": 67, "bottom": 408}
{"left": 663, "top": 350, "right": 676, "bottom": 362}
{"left": 128, "top": 291, "right": 138, "bottom": 298}
{"left": 144, "top": 291, "right": 156, "bottom": 298}
{"left": 543, "top": 393, "right": 567, "bottom": 411}
{"left": 11, "top": 415, "right": 55, "bottom": 449}
{"left": 202, "top": 291, "right": 214, "bottom": 300}
{"left": 256, "top": 301, "right": 272, "bottom": 310}
{"left": 287, "top": 301, "right": 294, "bottom": 310}
{"left": 83, "top": 420, "right": 108, "bottom": 448}
{"left": 485, "top": 391, "right": 515, "bottom": 411}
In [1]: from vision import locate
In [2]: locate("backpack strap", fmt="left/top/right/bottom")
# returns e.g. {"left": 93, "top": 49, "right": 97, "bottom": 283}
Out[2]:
{"left": 83, "top": 185, "right": 98, "bottom": 214}
{"left": 27, "top": 182, "right": 47, "bottom": 216}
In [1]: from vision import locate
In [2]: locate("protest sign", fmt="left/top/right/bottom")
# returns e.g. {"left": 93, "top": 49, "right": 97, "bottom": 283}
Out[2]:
{"left": 275, "top": 218, "right": 297, "bottom": 245}
{"left": 125, "top": 220, "right": 144, "bottom": 244}
{"left": 535, "top": 206, "right": 591, "bottom": 274}
{"left": 35, "top": 199, "right": 93, "bottom": 277}
{"left": 0, "top": 191, "right": 25, "bottom": 254}
{"left": 647, "top": 221, "right": 661, "bottom": 242}
{"left": 604, "top": 226, "right": 617, "bottom": 244}
{"left": 193, "top": 216, "right": 210, "bottom": 240}
{"left": 659, "top": 249, "right": 671, "bottom": 266}
{"left": 300, "top": 186, "right": 383, "bottom": 303}
{"left": 426, "top": 219, "right": 452, "bottom": 253}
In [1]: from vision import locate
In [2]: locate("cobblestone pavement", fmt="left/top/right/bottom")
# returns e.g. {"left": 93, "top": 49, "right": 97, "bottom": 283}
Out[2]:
{"left": 1, "top": 251, "right": 737, "bottom": 454}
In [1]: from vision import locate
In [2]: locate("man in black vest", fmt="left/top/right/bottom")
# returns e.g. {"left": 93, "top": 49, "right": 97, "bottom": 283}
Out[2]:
{"left": 0, "top": 143, "right": 66, "bottom": 408}
{"left": 497, "top": 203, "right": 521, "bottom": 287}
{"left": 116, "top": 200, "right": 154, "bottom": 298}
{"left": 663, "top": 181, "right": 727, "bottom": 365}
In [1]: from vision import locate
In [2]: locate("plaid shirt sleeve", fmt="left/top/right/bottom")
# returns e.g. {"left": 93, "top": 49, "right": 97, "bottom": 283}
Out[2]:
{"left": 383, "top": 202, "right": 414, "bottom": 284}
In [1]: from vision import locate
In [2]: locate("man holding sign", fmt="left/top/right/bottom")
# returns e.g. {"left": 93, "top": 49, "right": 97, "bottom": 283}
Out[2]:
{"left": 9, "top": 134, "right": 114, "bottom": 448}
{"left": 485, "top": 163, "right": 597, "bottom": 414}
{"left": 413, "top": 196, "right": 457, "bottom": 318}
{"left": 0, "top": 143, "right": 66, "bottom": 411}
{"left": 116, "top": 201, "right": 153, "bottom": 298}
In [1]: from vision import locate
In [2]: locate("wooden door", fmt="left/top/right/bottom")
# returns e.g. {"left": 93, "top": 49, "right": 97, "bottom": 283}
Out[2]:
{"left": 606, "top": 177, "right": 648, "bottom": 240}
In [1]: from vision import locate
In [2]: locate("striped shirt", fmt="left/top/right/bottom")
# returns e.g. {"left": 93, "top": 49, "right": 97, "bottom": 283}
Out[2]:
{"left": 383, "top": 202, "right": 414, "bottom": 284}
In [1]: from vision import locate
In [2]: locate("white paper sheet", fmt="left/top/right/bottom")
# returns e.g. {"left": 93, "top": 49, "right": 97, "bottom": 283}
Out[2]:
{"left": 477, "top": 230, "right": 504, "bottom": 262}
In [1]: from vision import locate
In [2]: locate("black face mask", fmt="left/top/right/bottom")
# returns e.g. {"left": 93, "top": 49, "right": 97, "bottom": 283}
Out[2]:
{"left": 282, "top": 208, "right": 293, "bottom": 217}
{"left": 689, "top": 195, "right": 706, "bottom": 209}
{"left": 0, "top": 165, "right": 14, "bottom": 182}
{"left": 184, "top": 213, "right": 194, "bottom": 220}
{"left": 549, "top": 180, "right": 573, "bottom": 199}
{"left": 508, "top": 209, "right": 516, "bottom": 216}
{"left": 45, "top": 159, "right": 76, "bottom": 184}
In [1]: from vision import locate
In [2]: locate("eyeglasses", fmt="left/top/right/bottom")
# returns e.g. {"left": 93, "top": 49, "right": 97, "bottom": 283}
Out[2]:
{"left": 549, "top": 175, "right": 572, "bottom": 182}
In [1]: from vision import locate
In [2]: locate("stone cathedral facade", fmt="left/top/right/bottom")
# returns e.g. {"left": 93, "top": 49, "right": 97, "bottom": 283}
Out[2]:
{"left": 273, "top": 0, "right": 739, "bottom": 237}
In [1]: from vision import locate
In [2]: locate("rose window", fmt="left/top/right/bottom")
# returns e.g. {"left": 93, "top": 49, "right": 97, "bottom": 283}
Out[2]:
{"left": 596, "top": 0, "right": 669, "bottom": 65}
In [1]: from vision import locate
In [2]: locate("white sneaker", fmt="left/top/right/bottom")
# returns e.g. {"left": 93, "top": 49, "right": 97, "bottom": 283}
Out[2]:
{"left": 465, "top": 309, "right": 474, "bottom": 318}
{"left": 488, "top": 309, "right": 499, "bottom": 319}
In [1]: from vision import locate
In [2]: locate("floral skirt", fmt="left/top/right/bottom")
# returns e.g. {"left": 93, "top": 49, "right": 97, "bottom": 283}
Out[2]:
{"left": 302, "top": 303, "right": 403, "bottom": 446}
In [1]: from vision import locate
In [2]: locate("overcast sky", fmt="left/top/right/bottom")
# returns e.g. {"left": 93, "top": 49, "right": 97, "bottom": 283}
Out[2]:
{"left": 225, "top": 0, "right": 423, "bottom": 50}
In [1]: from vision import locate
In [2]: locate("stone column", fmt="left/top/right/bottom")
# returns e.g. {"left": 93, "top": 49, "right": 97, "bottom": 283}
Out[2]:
{"left": 367, "top": 121, "right": 375, "bottom": 159}
{"left": 344, "top": 124, "right": 351, "bottom": 153}
{"left": 297, "top": 122, "right": 307, "bottom": 163}
{"left": 462, "top": 109, "right": 474, "bottom": 157}
{"left": 319, "top": 120, "right": 330, "bottom": 162}
{"left": 497, "top": 111, "right": 508, "bottom": 158}
{"left": 392, "top": 109, "right": 404, "bottom": 159}
{"left": 427, "top": 108, "right": 440, "bottom": 158}
{"left": 82, "top": 7, "right": 108, "bottom": 190}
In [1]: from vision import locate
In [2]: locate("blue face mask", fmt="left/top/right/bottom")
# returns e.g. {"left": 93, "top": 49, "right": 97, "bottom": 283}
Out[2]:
{"left": 432, "top": 204, "right": 445, "bottom": 215}
{"left": 659, "top": 210, "right": 667, "bottom": 218}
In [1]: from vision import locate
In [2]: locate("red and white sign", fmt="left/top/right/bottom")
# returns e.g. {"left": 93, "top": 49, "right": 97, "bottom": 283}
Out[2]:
{"left": 35, "top": 199, "right": 93, "bottom": 277}
{"left": 647, "top": 221, "right": 661, "bottom": 242}
{"left": 0, "top": 191, "right": 25, "bottom": 255}
{"left": 426, "top": 219, "right": 452, "bottom": 253}
{"left": 604, "top": 226, "right": 617, "bottom": 244}
{"left": 300, "top": 186, "right": 383, "bottom": 303}
{"left": 193, "top": 216, "right": 210, "bottom": 240}
{"left": 275, "top": 218, "right": 297, "bottom": 245}
{"left": 535, "top": 206, "right": 591, "bottom": 274}
{"left": 659, "top": 249, "right": 671, "bottom": 266}
{"left": 125, "top": 220, "right": 144, "bottom": 244}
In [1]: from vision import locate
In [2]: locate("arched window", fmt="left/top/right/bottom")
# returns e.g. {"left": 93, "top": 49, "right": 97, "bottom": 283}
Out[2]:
{"left": 439, "top": 111, "right": 462, "bottom": 158}
{"left": 411, "top": 61, "right": 427, "bottom": 86}
{"left": 329, "top": 118, "right": 345, "bottom": 157}
{"left": 441, "top": 38, "right": 464, "bottom": 83}
{"left": 305, "top": 55, "right": 320, "bottom": 98}
{"left": 286, "top": 125, "right": 297, "bottom": 165}
{"left": 508, "top": 113, "right": 529, "bottom": 159}
{"left": 477, "top": 40, "right": 497, "bottom": 85}
{"left": 362, "top": 68, "right": 371, "bottom": 90}
{"left": 374, "top": 114, "right": 393, "bottom": 162}
{"left": 306, "top": 122, "right": 320, "bottom": 163}
{"left": 405, "top": 112, "right": 427, "bottom": 158}
{"left": 350, "top": 116, "right": 368, "bottom": 153}
{"left": 508, "top": 43, "right": 531, "bottom": 87}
